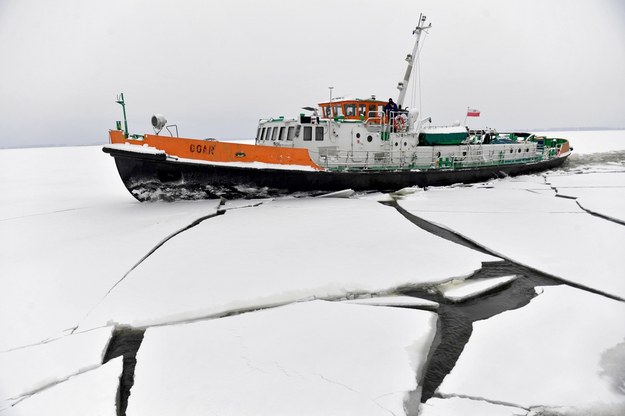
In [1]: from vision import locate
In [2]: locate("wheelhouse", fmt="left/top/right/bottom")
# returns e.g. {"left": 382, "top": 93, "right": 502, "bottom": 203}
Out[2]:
{"left": 318, "top": 99, "right": 387, "bottom": 122}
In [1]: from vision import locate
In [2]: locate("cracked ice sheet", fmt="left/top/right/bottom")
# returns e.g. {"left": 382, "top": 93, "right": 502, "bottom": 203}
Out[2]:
{"left": 419, "top": 397, "right": 527, "bottom": 416}
{"left": 80, "top": 198, "right": 496, "bottom": 329}
{"left": 397, "top": 181, "right": 625, "bottom": 300}
{"left": 546, "top": 172, "right": 625, "bottom": 223}
{"left": 0, "top": 326, "right": 112, "bottom": 404}
{"left": 437, "top": 285, "right": 625, "bottom": 410}
{"left": 1, "top": 357, "right": 122, "bottom": 416}
{"left": 0, "top": 146, "right": 221, "bottom": 350}
{"left": 129, "top": 300, "right": 437, "bottom": 416}
{"left": 0, "top": 199, "right": 220, "bottom": 350}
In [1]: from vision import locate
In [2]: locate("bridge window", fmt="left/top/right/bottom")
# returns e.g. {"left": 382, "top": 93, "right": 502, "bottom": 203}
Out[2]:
{"left": 278, "top": 126, "right": 285, "bottom": 141}
{"left": 323, "top": 107, "right": 332, "bottom": 118}
{"left": 315, "top": 126, "right": 324, "bottom": 141}
{"left": 264, "top": 127, "right": 272, "bottom": 141}
{"left": 303, "top": 126, "right": 312, "bottom": 141}
{"left": 345, "top": 104, "right": 356, "bottom": 117}
{"left": 333, "top": 105, "right": 343, "bottom": 116}
{"left": 256, "top": 128, "right": 261, "bottom": 141}
{"left": 287, "top": 126, "right": 295, "bottom": 141}
{"left": 271, "top": 128, "right": 278, "bottom": 140}
{"left": 359, "top": 104, "right": 367, "bottom": 117}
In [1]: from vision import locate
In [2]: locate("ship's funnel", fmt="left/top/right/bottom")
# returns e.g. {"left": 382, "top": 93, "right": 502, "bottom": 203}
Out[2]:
{"left": 151, "top": 114, "right": 167, "bottom": 135}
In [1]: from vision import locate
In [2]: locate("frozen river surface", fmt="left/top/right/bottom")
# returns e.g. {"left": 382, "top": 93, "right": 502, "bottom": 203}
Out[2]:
{"left": 1, "top": 130, "right": 624, "bottom": 415}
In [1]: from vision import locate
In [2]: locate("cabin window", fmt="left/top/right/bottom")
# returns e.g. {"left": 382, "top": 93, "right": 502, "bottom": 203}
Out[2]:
{"left": 368, "top": 104, "right": 377, "bottom": 117}
{"left": 323, "top": 107, "right": 332, "bottom": 118}
{"left": 256, "top": 128, "right": 261, "bottom": 141}
{"left": 345, "top": 104, "right": 356, "bottom": 117}
{"left": 333, "top": 105, "right": 343, "bottom": 116}
{"left": 358, "top": 104, "right": 367, "bottom": 117}
{"left": 303, "top": 126, "right": 312, "bottom": 141}
{"left": 295, "top": 125, "right": 301, "bottom": 138}
{"left": 315, "top": 126, "right": 324, "bottom": 141}
{"left": 265, "top": 127, "right": 273, "bottom": 141}
{"left": 287, "top": 126, "right": 295, "bottom": 141}
{"left": 260, "top": 127, "right": 267, "bottom": 141}
{"left": 278, "top": 126, "right": 285, "bottom": 141}
{"left": 271, "top": 127, "right": 278, "bottom": 140}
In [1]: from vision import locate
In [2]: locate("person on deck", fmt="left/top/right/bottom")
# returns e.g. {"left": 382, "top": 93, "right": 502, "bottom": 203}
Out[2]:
{"left": 384, "top": 98, "right": 398, "bottom": 116}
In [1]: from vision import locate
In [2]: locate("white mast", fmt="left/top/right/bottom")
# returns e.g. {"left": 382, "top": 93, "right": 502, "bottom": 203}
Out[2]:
{"left": 396, "top": 14, "right": 431, "bottom": 108}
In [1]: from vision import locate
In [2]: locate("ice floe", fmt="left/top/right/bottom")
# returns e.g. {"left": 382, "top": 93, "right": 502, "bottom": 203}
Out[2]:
{"left": 343, "top": 295, "right": 439, "bottom": 309}
{"left": 0, "top": 357, "right": 122, "bottom": 416}
{"left": 437, "top": 285, "right": 625, "bottom": 410}
{"left": 435, "top": 275, "right": 518, "bottom": 303}
{"left": 398, "top": 179, "right": 625, "bottom": 300}
{"left": 0, "top": 326, "right": 112, "bottom": 404}
{"left": 80, "top": 198, "right": 496, "bottom": 329}
{"left": 128, "top": 300, "right": 437, "bottom": 416}
{"left": 419, "top": 396, "right": 527, "bottom": 415}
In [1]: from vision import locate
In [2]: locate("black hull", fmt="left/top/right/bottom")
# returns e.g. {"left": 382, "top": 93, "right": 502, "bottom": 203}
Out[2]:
{"left": 103, "top": 147, "right": 570, "bottom": 201}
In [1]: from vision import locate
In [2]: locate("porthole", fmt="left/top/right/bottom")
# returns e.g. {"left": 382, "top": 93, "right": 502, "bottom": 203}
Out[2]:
{"left": 525, "top": 148, "right": 529, "bottom": 152}
{"left": 394, "top": 142, "right": 399, "bottom": 147}
{"left": 518, "top": 148, "right": 522, "bottom": 153}
{"left": 356, "top": 133, "right": 361, "bottom": 139}
{"left": 436, "top": 151, "right": 441, "bottom": 158}
{"left": 403, "top": 141, "right": 407, "bottom": 146}
{"left": 462, "top": 151, "right": 467, "bottom": 156}
{"left": 367, "top": 136, "right": 373, "bottom": 143}
{"left": 510, "top": 149, "right": 513, "bottom": 154}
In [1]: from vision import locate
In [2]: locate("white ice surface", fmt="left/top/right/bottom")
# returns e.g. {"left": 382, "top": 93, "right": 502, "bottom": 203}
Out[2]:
{"left": 1, "top": 357, "right": 122, "bottom": 416}
{"left": 80, "top": 198, "right": 496, "bottom": 329}
{"left": 436, "top": 275, "right": 518, "bottom": 303}
{"left": 398, "top": 178, "right": 625, "bottom": 300}
{"left": 0, "top": 146, "right": 221, "bottom": 350}
{"left": 344, "top": 295, "right": 439, "bottom": 309}
{"left": 437, "top": 285, "right": 625, "bottom": 409}
{"left": 0, "top": 326, "right": 112, "bottom": 403}
{"left": 546, "top": 172, "right": 625, "bottom": 223}
{"left": 419, "top": 397, "right": 527, "bottom": 416}
{"left": 129, "top": 300, "right": 437, "bottom": 416}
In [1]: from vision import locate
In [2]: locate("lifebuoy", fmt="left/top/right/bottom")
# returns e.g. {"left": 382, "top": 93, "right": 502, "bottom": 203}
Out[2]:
{"left": 394, "top": 115, "right": 406, "bottom": 131}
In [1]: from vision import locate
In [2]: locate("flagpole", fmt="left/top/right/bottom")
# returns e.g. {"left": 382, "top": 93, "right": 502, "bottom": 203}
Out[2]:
{"left": 464, "top": 106, "right": 468, "bottom": 126}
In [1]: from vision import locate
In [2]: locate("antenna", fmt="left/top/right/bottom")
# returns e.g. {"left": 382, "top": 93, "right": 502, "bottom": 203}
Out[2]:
{"left": 396, "top": 14, "right": 431, "bottom": 108}
{"left": 115, "top": 93, "right": 129, "bottom": 138}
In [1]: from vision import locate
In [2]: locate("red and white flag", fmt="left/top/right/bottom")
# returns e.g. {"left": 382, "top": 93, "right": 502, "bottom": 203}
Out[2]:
{"left": 467, "top": 108, "right": 480, "bottom": 117}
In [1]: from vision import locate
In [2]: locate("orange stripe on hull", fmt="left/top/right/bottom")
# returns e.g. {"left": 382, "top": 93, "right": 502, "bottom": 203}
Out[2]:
{"left": 109, "top": 130, "right": 321, "bottom": 170}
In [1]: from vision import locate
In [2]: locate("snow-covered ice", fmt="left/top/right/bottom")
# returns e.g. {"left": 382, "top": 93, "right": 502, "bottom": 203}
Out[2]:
{"left": 398, "top": 178, "right": 625, "bottom": 300}
{"left": 1, "top": 130, "right": 624, "bottom": 415}
{"left": 129, "top": 300, "right": 437, "bottom": 416}
{"left": 79, "top": 197, "right": 496, "bottom": 329}
{"left": 437, "top": 285, "right": 625, "bottom": 410}
{"left": 419, "top": 397, "right": 527, "bottom": 416}
{"left": 436, "top": 275, "right": 518, "bottom": 303}
{"left": 0, "top": 197, "right": 221, "bottom": 350}
{"left": 0, "top": 326, "right": 112, "bottom": 404}
{"left": 1, "top": 357, "right": 122, "bottom": 416}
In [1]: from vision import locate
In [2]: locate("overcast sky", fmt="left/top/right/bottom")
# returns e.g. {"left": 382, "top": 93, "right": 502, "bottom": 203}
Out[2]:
{"left": 1, "top": 0, "right": 624, "bottom": 148}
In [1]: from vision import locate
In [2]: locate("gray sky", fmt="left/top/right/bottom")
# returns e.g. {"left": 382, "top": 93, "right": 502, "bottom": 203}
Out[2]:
{"left": 1, "top": 0, "right": 624, "bottom": 148}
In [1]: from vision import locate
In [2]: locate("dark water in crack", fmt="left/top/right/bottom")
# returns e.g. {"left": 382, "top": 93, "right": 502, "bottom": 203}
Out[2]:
{"left": 103, "top": 327, "right": 145, "bottom": 416}
{"left": 402, "top": 260, "right": 562, "bottom": 402}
